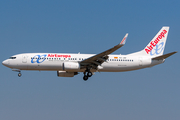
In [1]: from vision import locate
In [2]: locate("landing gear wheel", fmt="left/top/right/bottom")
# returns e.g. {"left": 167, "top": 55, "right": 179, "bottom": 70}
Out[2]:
{"left": 87, "top": 72, "right": 92, "bottom": 77}
{"left": 18, "top": 73, "right": 22, "bottom": 77}
{"left": 83, "top": 75, "right": 88, "bottom": 81}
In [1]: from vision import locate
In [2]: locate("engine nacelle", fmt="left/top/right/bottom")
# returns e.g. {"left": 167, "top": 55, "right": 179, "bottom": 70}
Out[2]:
{"left": 63, "top": 62, "right": 80, "bottom": 71}
{"left": 57, "top": 71, "right": 75, "bottom": 77}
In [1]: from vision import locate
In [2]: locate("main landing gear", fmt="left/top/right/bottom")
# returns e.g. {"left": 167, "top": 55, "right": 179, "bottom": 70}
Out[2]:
{"left": 83, "top": 69, "right": 93, "bottom": 81}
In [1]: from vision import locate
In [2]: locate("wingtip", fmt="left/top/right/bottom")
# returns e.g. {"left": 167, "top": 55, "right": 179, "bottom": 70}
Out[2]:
{"left": 120, "top": 33, "right": 128, "bottom": 45}
{"left": 125, "top": 33, "right": 128, "bottom": 37}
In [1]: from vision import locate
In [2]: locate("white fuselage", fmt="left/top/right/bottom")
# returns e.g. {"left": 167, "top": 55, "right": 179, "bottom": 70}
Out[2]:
{"left": 2, "top": 27, "right": 175, "bottom": 80}
{"left": 2, "top": 53, "right": 164, "bottom": 72}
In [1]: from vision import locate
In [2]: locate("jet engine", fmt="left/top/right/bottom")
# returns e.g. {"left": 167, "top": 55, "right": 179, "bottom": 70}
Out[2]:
{"left": 63, "top": 62, "right": 80, "bottom": 71}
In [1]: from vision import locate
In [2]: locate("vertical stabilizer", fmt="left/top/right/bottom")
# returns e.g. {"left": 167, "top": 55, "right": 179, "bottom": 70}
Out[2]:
{"left": 128, "top": 26, "right": 169, "bottom": 57}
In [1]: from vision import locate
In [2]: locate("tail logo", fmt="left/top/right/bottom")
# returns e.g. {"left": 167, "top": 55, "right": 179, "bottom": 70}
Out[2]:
{"left": 150, "top": 42, "right": 164, "bottom": 56}
{"left": 145, "top": 29, "right": 167, "bottom": 54}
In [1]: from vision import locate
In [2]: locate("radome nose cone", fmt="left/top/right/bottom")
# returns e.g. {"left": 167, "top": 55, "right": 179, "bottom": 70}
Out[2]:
{"left": 2, "top": 60, "right": 5, "bottom": 65}
{"left": 2, "top": 60, "right": 9, "bottom": 66}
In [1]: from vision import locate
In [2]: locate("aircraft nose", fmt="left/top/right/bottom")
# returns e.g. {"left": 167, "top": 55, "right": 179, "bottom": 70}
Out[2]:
{"left": 2, "top": 59, "right": 9, "bottom": 66}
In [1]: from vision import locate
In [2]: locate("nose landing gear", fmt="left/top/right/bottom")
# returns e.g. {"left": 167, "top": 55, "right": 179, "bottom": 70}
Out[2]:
{"left": 12, "top": 69, "right": 22, "bottom": 77}
{"left": 18, "top": 72, "right": 22, "bottom": 77}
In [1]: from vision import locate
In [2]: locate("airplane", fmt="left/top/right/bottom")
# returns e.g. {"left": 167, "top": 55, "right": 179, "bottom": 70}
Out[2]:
{"left": 2, "top": 26, "right": 177, "bottom": 81}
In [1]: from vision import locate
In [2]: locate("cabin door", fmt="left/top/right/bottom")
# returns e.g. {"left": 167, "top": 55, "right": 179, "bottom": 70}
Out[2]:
{"left": 22, "top": 55, "right": 27, "bottom": 63}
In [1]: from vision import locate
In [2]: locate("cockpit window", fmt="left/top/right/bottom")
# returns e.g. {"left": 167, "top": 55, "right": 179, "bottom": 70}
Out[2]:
{"left": 9, "top": 57, "right": 16, "bottom": 59}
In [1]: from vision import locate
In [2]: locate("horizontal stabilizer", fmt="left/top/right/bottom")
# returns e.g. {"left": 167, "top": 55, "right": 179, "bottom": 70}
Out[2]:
{"left": 152, "top": 51, "right": 177, "bottom": 60}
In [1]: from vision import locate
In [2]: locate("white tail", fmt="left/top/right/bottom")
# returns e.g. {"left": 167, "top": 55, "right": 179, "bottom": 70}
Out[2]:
{"left": 128, "top": 26, "right": 169, "bottom": 57}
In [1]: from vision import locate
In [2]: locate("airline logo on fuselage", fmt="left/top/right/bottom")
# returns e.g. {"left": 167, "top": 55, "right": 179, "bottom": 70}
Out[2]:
{"left": 48, "top": 54, "right": 71, "bottom": 58}
{"left": 145, "top": 29, "right": 167, "bottom": 54}
{"left": 31, "top": 54, "right": 47, "bottom": 63}
{"left": 31, "top": 54, "right": 71, "bottom": 63}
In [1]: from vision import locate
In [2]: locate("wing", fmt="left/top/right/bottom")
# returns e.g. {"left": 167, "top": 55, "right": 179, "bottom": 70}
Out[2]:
{"left": 80, "top": 33, "right": 128, "bottom": 69}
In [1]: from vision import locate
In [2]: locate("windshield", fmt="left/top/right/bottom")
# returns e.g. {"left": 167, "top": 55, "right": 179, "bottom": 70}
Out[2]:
{"left": 9, "top": 57, "right": 16, "bottom": 59}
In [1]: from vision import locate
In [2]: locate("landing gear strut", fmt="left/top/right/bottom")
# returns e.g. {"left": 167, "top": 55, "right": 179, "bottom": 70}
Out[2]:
{"left": 83, "top": 68, "right": 93, "bottom": 81}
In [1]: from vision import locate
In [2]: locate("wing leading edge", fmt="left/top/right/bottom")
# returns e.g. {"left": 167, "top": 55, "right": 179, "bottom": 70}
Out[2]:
{"left": 80, "top": 33, "right": 128, "bottom": 68}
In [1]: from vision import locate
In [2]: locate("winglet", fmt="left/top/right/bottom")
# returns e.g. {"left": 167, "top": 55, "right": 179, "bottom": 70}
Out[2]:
{"left": 120, "top": 33, "right": 128, "bottom": 45}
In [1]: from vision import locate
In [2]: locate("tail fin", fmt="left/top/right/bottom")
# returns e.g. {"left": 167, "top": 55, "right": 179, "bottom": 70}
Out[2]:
{"left": 144, "top": 26, "right": 169, "bottom": 57}
{"left": 129, "top": 26, "right": 169, "bottom": 57}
